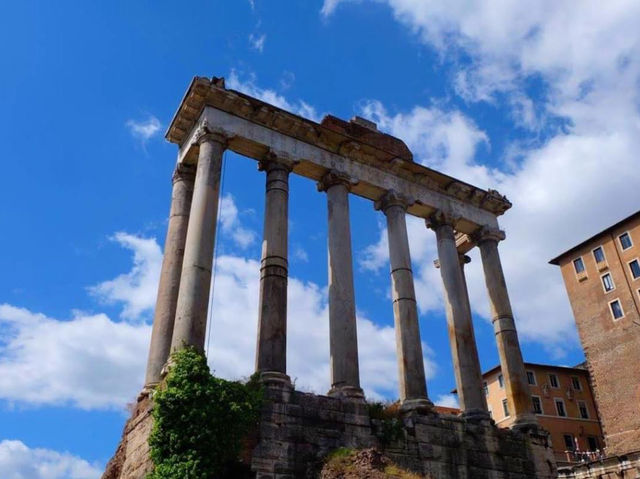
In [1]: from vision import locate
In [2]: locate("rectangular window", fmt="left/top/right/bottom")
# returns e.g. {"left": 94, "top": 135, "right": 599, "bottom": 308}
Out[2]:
{"left": 502, "top": 398, "right": 510, "bottom": 417}
{"left": 555, "top": 399, "right": 567, "bottom": 417}
{"left": 629, "top": 259, "right": 640, "bottom": 279}
{"left": 573, "top": 257, "right": 585, "bottom": 274}
{"left": 619, "top": 232, "right": 633, "bottom": 250}
{"left": 571, "top": 376, "right": 582, "bottom": 390}
{"left": 483, "top": 381, "right": 488, "bottom": 396}
{"left": 578, "top": 400, "right": 589, "bottom": 419}
{"left": 564, "top": 434, "right": 576, "bottom": 451}
{"left": 526, "top": 370, "right": 537, "bottom": 385}
{"left": 610, "top": 299, "right": 624, "bottom": 320}
{"left": 498, "top": 373, "right": 504, "bottom": 388}
{"left": 587, "top": 436, "right": 598, "bottom": 452}
{"left": 532, "top": 396, "right": 543, "bottom": 414}
{"left": 602, "top": 273, "right": 615, "bottom": 292}
{"left": 549, "top": 373, "right": 559, "bottom": 388}
{"left": 593, "top": 246, "right": 606, "bottom": 263}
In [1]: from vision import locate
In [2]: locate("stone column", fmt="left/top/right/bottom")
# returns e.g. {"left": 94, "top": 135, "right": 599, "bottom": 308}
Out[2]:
{"left": 475, "top": 227, "right": 538, "bottom": 429}
{"left": 427, "top": 211, "right": 488, "bottom": 420}
{"left": 317, "top": 171, "right": 363, "bottom": 399}
{"left": 255, "top": 155, "right": 293, "bottom": 387}
{"left": 144, "top": 163, "right": 195, "bottom": 388}
{"left": 170, "top": 126, "right": 226, "bottom": 353}
{"left": 376, "top": 191, "right": 432, "bottom": 412}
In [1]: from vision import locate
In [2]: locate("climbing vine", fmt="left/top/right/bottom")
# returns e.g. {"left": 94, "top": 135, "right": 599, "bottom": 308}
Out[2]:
{"left": 147, "top": 347, "right": 263, "bottom": 479}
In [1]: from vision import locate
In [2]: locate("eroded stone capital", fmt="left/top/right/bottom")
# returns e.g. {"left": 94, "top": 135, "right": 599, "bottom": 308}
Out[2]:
{"left": 316, "top": 170, "right": 356, "bottom": 192}
{"left": 473, "top": 226, "right": 506, "bottom": 244}
{"left": 193, "top": 118, "right": 229, "bottom": 146}
{"left": 258, "top": 150, "right": 296, "bottom": 173}
{"left": 425, "top": 209, "right": 461, "bottom": 230}
{"left": 172, "top": 163, "right": 196, "bottom": 184}
{"left": 374, "top": 189, "right": 413, "bottom": 213}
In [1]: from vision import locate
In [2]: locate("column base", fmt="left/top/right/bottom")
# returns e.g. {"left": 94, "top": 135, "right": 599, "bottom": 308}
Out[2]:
{"left": 462, "top": 408, "right": 492, "bottom": 423}
{"left": 258, "top": 371, "right": 293, "bottom": 389}
{"left": 138, "top": 383, "right": 159, "bottom": 400}
{"left": 327, "top": 385, "right": 365, "bottom": 401}
{"left": 400, "top": 398, "right": 435, "bottom": 415}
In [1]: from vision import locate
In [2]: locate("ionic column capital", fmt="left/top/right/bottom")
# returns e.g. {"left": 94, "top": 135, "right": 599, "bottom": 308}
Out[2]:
{"left": 193, "top": 119, "right": 229, "bottom": 146}
{"left": 374, "top": 189, "right": 413, "bottom": 213}
{"left": 473, "top": 226, "right": 506, "bottom": 245}
{"left": 425, "top": 209, "right": 461, "bottom": 231}
{"left": 172, "top": 163, "right": 196, "bottom": 184}
{"left": 316, "top": 170, "right": 356, "bottom": 192}
{"left": 258, "top": 150, "right": 296, "bottom": 173}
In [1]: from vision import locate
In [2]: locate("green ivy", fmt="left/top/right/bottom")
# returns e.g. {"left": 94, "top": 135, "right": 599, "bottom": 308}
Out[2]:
{"left": 147, "top": 347, "right": 263, "bottom": 479}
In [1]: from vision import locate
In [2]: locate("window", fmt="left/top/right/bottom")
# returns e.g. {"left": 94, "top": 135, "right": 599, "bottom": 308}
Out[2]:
{"left": 619, "top": 232, "right": 633, "bottom": 250}
{"left": 564, "top": 434, "right": 576, "bottom": 451}
{"left": 549, "top": 373, "right": 559, "bottom": 388}
{"left": 555, "top": 398, "right": 567, "bottom": 417}
{"left": 602, "top": 273, "right": 615, "bottom": 292}
{"left": 587, "top": 436, "right": 598, "bottom": 452}
{"left": 526, "top": 370, "right": 537, "bottom": 385}
{"left": 532, "top": 396, "right": 543, "bottom": 415}
{"left": 578, "top": 400, "right": 589, "bottom": 419}
{"left": 502, "top": 398, "right": 510, "bottom": 417}
{"left": 483, "top": 381, "right": 488, "bottom": 396}
{"left": 498, "top": 374, "right": 504, "bottom": 388}
{"left": 573, "top": 257, "right": 585, "bottom": 274}
{"left": 593, "top": 246, "right": 606, "bottom": 263}
{"left": 610, "top": 299, "right": 624, "bottom": 320}
{"left": 571, "top": 376, "right": 582, "bottom": 391}
{"left": 488, "top": 408, "right": 493, "bottom": 419}
{"left": 629, "top": 259, "right": 640, "bottom": 279}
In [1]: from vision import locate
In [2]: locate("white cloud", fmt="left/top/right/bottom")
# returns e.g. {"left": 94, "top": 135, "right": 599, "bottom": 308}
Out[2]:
{"left": 227, "top": 70, "right": 320, "bottom": 121}
{"left": 249, "top": 33, "right": 266, "bottom": 53}
{"left": 292, "top": 245, "right": 309, "bottom": 262}
{"left": 0, "top": 304, "right": 149, "bottom": 410}
{"left": 88, "top": 233, "right": 162, "bottom": 321}
{"left": 434, "top": 393, "right": 459, "bottom": 409}
{"left": 0, "top": 440, "right": 101, "bottom": 479}
{"left": 219, "top": 194, "right": 257, "bottom": 249}
{"left": 125, "top": 116, "right": 161, "bottom": 143}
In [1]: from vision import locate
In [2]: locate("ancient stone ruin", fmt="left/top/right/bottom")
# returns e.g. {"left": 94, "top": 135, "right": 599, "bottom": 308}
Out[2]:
{"left": 103, "top": 76, "right": 557, "bottom": 478}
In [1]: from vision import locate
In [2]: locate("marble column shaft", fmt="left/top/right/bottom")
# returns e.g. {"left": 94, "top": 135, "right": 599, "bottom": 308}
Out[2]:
{"left": 477, "top": 229, "right": 537, "bottom": 428}
{"left": 255, "top": 159, "right": 291, "bottom": 382}
{"left": 378, "top": 192, "right": 431, "bottom": 408}
{"left": 170, "top": 133, "right": 225, "bottom": 353}
{"left": 319, "top": 173, "right": 362, "bottom": 397}
{"left": 429, "top": 213, "right": 488, "bottom": 417}
{"left": 144, "top": 164, "right": 195, "bottom": 386}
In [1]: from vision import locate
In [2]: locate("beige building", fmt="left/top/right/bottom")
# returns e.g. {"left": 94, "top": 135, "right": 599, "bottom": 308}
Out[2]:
{"left": 483, "top": 363, "right": 604, "bottom": 465}
{"left": 550, "top": 211, "right": 640, "bottom": 456}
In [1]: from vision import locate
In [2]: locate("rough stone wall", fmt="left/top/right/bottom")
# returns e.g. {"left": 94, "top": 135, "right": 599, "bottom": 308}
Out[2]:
{"left": 251, "top": 387, "right": 556, "bottom": 478}
{"left": 558, "top": 451, "right": 640, "bottom": 478}
{"left": 102, "top": 395, "right": 153, "bottom": 479}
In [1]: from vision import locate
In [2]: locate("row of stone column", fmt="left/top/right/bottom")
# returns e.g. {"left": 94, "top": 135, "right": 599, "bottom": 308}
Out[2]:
{"left": 144, "top": 126, "right": 536, "bottom": 429}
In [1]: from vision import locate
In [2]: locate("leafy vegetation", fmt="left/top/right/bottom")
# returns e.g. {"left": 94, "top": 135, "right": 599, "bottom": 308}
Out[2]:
{"left": 147, "top": 347, "right": 262, "bottom": 479}
{"left": 367, "top": 401, "right": 404, "bottom": 446}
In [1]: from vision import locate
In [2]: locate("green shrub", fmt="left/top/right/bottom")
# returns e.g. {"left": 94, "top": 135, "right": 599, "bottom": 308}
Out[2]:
{"left": 147, "top": 347, "right": 262, "bottom": 479}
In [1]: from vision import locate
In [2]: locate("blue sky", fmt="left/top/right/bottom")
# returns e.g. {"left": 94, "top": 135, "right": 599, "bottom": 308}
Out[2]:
{"left": 1, "top": 1, "right": 640, "bottom": 477}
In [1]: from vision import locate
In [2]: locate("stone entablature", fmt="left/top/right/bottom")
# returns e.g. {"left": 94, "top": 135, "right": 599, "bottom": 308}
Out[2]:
{"left": 165, "top": 76, "right": 510, "bottom": 234}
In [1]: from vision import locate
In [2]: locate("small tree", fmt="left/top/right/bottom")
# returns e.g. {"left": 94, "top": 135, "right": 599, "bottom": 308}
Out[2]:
{"left": 148, "top": 347, "right": 262, "bottom": 479}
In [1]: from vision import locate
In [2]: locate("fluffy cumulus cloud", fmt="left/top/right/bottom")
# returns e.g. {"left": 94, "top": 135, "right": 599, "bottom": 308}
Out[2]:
{"left": 219, "top": 194, "right": 257, "bottom": 249}
{"left": 323, "top": 0, "right": 640, "bottom": 354}
{"left": 0, "top": 304, "right": 149, "bottom": 409}
{"left": 0, "top": 440, "right": 101, "bottom": 479}
{"left": 89, "top": 233, "right": 162, "bottom": 321}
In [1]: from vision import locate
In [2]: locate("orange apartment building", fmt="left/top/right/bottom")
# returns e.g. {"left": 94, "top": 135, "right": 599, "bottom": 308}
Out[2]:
{"left": 550, "top": 211, "right": 640, "bottom": 456}
{"left": 483, "top": 363, "right": 604, "bottom": 465}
